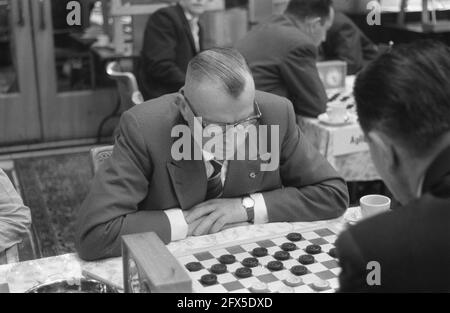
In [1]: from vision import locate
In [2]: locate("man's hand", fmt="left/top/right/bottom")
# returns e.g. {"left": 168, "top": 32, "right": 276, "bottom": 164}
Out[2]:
{"left": 184, "top": 215, "right": 204, "bottom": 237}
{"left": 184, "top": 198, "right": 247, "bottom": 236}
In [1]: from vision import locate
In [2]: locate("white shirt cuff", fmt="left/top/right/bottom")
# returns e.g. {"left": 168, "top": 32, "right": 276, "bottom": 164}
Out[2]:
{"left": 250, "top": 193, "right": 269, "bottom": 224}
{"left": 164, "top": 209, "right": 188, "bottom": 241}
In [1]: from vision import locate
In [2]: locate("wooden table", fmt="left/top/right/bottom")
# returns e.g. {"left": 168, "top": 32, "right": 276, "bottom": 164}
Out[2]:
{"left": 0, "top": 208, "right": 359, "bottom": 293}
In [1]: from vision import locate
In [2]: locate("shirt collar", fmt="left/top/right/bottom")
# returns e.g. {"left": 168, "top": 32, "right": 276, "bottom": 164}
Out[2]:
{"left": 202, "top": 149, "right": 214, "bottom": 162}
{"left": 183, "top": 9, "right": 198, "bottom": 24}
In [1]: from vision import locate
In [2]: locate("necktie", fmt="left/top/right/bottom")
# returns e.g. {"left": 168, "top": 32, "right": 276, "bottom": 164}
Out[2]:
{"left": 189, "top": 19, "right": 200, "bottom": 52}
{"left": 206, "top": 159, "right": 224, "bottom": 200}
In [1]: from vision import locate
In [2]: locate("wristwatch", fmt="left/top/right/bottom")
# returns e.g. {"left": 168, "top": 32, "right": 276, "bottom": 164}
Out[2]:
{"left": 242, "top": 196, "right": 255, "bottom": 223}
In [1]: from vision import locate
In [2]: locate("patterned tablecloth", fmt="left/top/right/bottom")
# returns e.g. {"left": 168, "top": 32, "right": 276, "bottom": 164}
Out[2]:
{"left": 298, "top": 76, "right": 380, "bottom": 182}
{"left": 299, "top": 116, "right": 380, "bottom": 182}
{"left": 0, "top": 208, "right": 360, "bottom": 293}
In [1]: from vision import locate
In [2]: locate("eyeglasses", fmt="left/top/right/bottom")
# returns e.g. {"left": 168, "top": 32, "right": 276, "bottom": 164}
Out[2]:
{"left": 179, "top": 88, "right": 262, "bottom": 131}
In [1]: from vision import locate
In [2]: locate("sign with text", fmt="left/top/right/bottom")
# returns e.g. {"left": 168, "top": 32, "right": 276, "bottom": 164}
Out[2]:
{"left": 332, "top": 126, "right": 369, "bottom": 156}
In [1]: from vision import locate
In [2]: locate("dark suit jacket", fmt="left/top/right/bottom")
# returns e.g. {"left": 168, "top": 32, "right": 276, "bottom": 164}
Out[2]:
{"left": 336, "top": 146, "right": 450, "bottom": 292}
{"left": 137, "top": 4, "right": 203, "bottom": 100}
{"left": 76, "top": 91, "right": 349, "bottom": 261}
{"left": 321, "top": 12, "right": 379, "bottom": 75}
{"left": 235, "top": 15, "right": 328, "bottom": 118}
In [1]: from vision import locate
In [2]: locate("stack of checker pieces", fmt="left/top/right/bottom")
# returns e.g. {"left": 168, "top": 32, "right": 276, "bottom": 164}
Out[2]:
{"left": 177, "top": 226, "right": 341, "bottom": 293}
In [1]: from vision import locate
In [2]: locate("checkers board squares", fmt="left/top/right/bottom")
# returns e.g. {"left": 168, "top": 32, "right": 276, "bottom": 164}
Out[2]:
{"left": 176, "top": 226, "right": 341, "bottom": 293}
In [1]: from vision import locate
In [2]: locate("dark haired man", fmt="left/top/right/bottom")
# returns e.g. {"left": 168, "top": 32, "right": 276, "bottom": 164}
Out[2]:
{"left": 138, "top": 0, "right": 207, "bottom": 100}
{"left": 235, "top": 0, "right": 334, "bottom": 117}
{"left": 336, "top": 40, "right": 450, "bottom": 292}
{"left": 320, "top": 11, "right": 379, "bottom": 75}
{"left": 76, "top": 48, "right": 348, "bottom": 261}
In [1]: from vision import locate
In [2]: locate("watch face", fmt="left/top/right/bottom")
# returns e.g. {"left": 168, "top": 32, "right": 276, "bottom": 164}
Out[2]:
{"left": 243, "top": 197, "right": 254, "bottom": 208}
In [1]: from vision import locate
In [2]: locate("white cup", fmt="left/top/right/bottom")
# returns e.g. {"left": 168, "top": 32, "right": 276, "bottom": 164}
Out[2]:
{"left": 327, "top": 102, "right": 347, "bottom": 123}
{"left": 360, "top": 195, "right": 391, "bottom": 219}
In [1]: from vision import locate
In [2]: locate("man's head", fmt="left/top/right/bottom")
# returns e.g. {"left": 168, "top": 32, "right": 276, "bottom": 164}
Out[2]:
{"left": 354, "top": 40, "right": 450, "bottom": 204}
{"left": 179, "top": 0, "right": 208, "bottom": 17}
{"left": 177, "top": 48, "right": 258, "bottom": 159}
{"left": 180, "top": 47, "right": 255, "bottom": 125}
{"left": 285, "top": 0, "right": 334, "bottom": 47}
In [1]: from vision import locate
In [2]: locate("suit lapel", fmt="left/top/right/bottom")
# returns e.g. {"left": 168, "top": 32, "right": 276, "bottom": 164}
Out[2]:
{"left": 423, "top": 145, "right": 450, "bottom": 197}
{"left": 167, "top": 159, "right": 207, "bottom": 210}
{"left": 166, "top": 112, "right": 207, "bottom": 210}
{"left": 176, "top": 4, "right": 197, "bottom": 54}
{"left": 198, "top": 22, "right": 204, "bottom": 51}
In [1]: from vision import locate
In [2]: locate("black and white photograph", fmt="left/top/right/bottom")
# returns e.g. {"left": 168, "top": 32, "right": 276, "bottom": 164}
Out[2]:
{"left": 0, "top": 0, "right": 449, "bottom": 298}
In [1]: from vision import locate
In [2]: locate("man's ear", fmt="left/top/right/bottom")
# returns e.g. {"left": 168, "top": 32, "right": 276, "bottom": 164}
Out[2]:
{"left": 367, "top": 131, "right": 400, "bottom": 171}
{"left": 176, "top": 94, "right": 189, "bottom": 121}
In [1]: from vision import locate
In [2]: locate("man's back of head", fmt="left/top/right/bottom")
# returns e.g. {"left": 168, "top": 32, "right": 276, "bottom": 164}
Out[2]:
{"left": 355, "top": 40, "right": 450, "bottom": 157}
{"left": 285, "top": 0, "right": 332, "bottom": 21}
{"left": 354, "top": 39, "right": 450, "bottom": 204}
{"left": 284, "top": 0, "right": 334, "bottom": 47}
{"left": 187, "top": 47, "right": 252, "bottom": 100}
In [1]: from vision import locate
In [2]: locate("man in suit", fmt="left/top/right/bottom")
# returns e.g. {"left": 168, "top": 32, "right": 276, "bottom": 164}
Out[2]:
{"left": 137, "top": 0, "right": 207, "bottom": 100}
{"left": 76, "top": 48, "right": 349, "bottom": 261}
{"left": 235, "top": 0, "right": 334, "bottom": 118}
{"left": 320, "top": 11, "right": 379, "bottom": 75}
{"left": 336, "top": 40, "right": 450, "bottom": 292}
{"left": 0, "top": 169, "right": 31, "bottom": 253}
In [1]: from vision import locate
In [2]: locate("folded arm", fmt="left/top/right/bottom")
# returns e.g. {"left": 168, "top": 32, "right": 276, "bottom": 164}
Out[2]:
{"left": 261, "top": 100, "right": 349, "bottom": 222}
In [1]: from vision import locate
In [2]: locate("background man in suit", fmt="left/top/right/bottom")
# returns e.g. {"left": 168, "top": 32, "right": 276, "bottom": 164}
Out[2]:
{"left": 235, "top": 0, "right": 334, "bottom": 118}
{"left": 0, "top": 169, "right": 31, "bottom": 253}
{"left": 138, "top": 0, "right": 207, "bottom": 100}
{"left": 76, "top": 48, "right": 349, "bottom": 261}
{"left": 336, "top": 40, "right": 450, "bottom": 292}
{"left": 320, "top": 11, "right": 379, "bottom": 75}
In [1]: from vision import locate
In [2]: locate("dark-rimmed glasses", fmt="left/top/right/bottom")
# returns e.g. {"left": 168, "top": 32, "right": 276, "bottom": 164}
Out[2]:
{"left": 179, "top": 88, "right": 262, "bottom": 131}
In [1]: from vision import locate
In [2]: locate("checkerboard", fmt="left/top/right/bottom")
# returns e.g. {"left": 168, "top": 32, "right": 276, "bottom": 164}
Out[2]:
{"left": 175, "top": 226, "right": 341, "bottom": 293}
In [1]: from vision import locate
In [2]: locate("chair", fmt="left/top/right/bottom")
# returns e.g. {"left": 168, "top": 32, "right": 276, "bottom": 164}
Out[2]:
{"left": 90, "top": 145, "right": 114, "bottom": 174}
{"left": 96, "top": 61, "right": 144, "bottom": 143}
{"left": 106, "top": 61, "right": 144, "bottom": 109}
{"left": 0, "top": 228, "right": 39, "bottom": 265}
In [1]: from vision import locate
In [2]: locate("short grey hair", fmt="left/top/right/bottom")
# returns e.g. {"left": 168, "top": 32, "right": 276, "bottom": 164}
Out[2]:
{"left": 187, "top": 47, "right": 251, "bottom": 99}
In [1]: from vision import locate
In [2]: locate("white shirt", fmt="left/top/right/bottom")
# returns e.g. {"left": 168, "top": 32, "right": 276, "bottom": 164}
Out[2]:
{"left": 164, "top": 149, "right": 269, "bottom": 241}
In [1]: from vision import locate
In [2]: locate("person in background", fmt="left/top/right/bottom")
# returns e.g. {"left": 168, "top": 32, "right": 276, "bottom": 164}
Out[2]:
{"left": 336, "top": 40, "right": 450, "bottom": 292}
{"left": 235, "top": 0, "right": 334, "bottom": 118}
{"left": 137, "top": 0, "right": 207, "bottom": 100}
{"left": 0, "top": 169, "right": 31, "bottom": 254}
{"left": 320, "top": 11, "right": 379, "bottom": 75}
